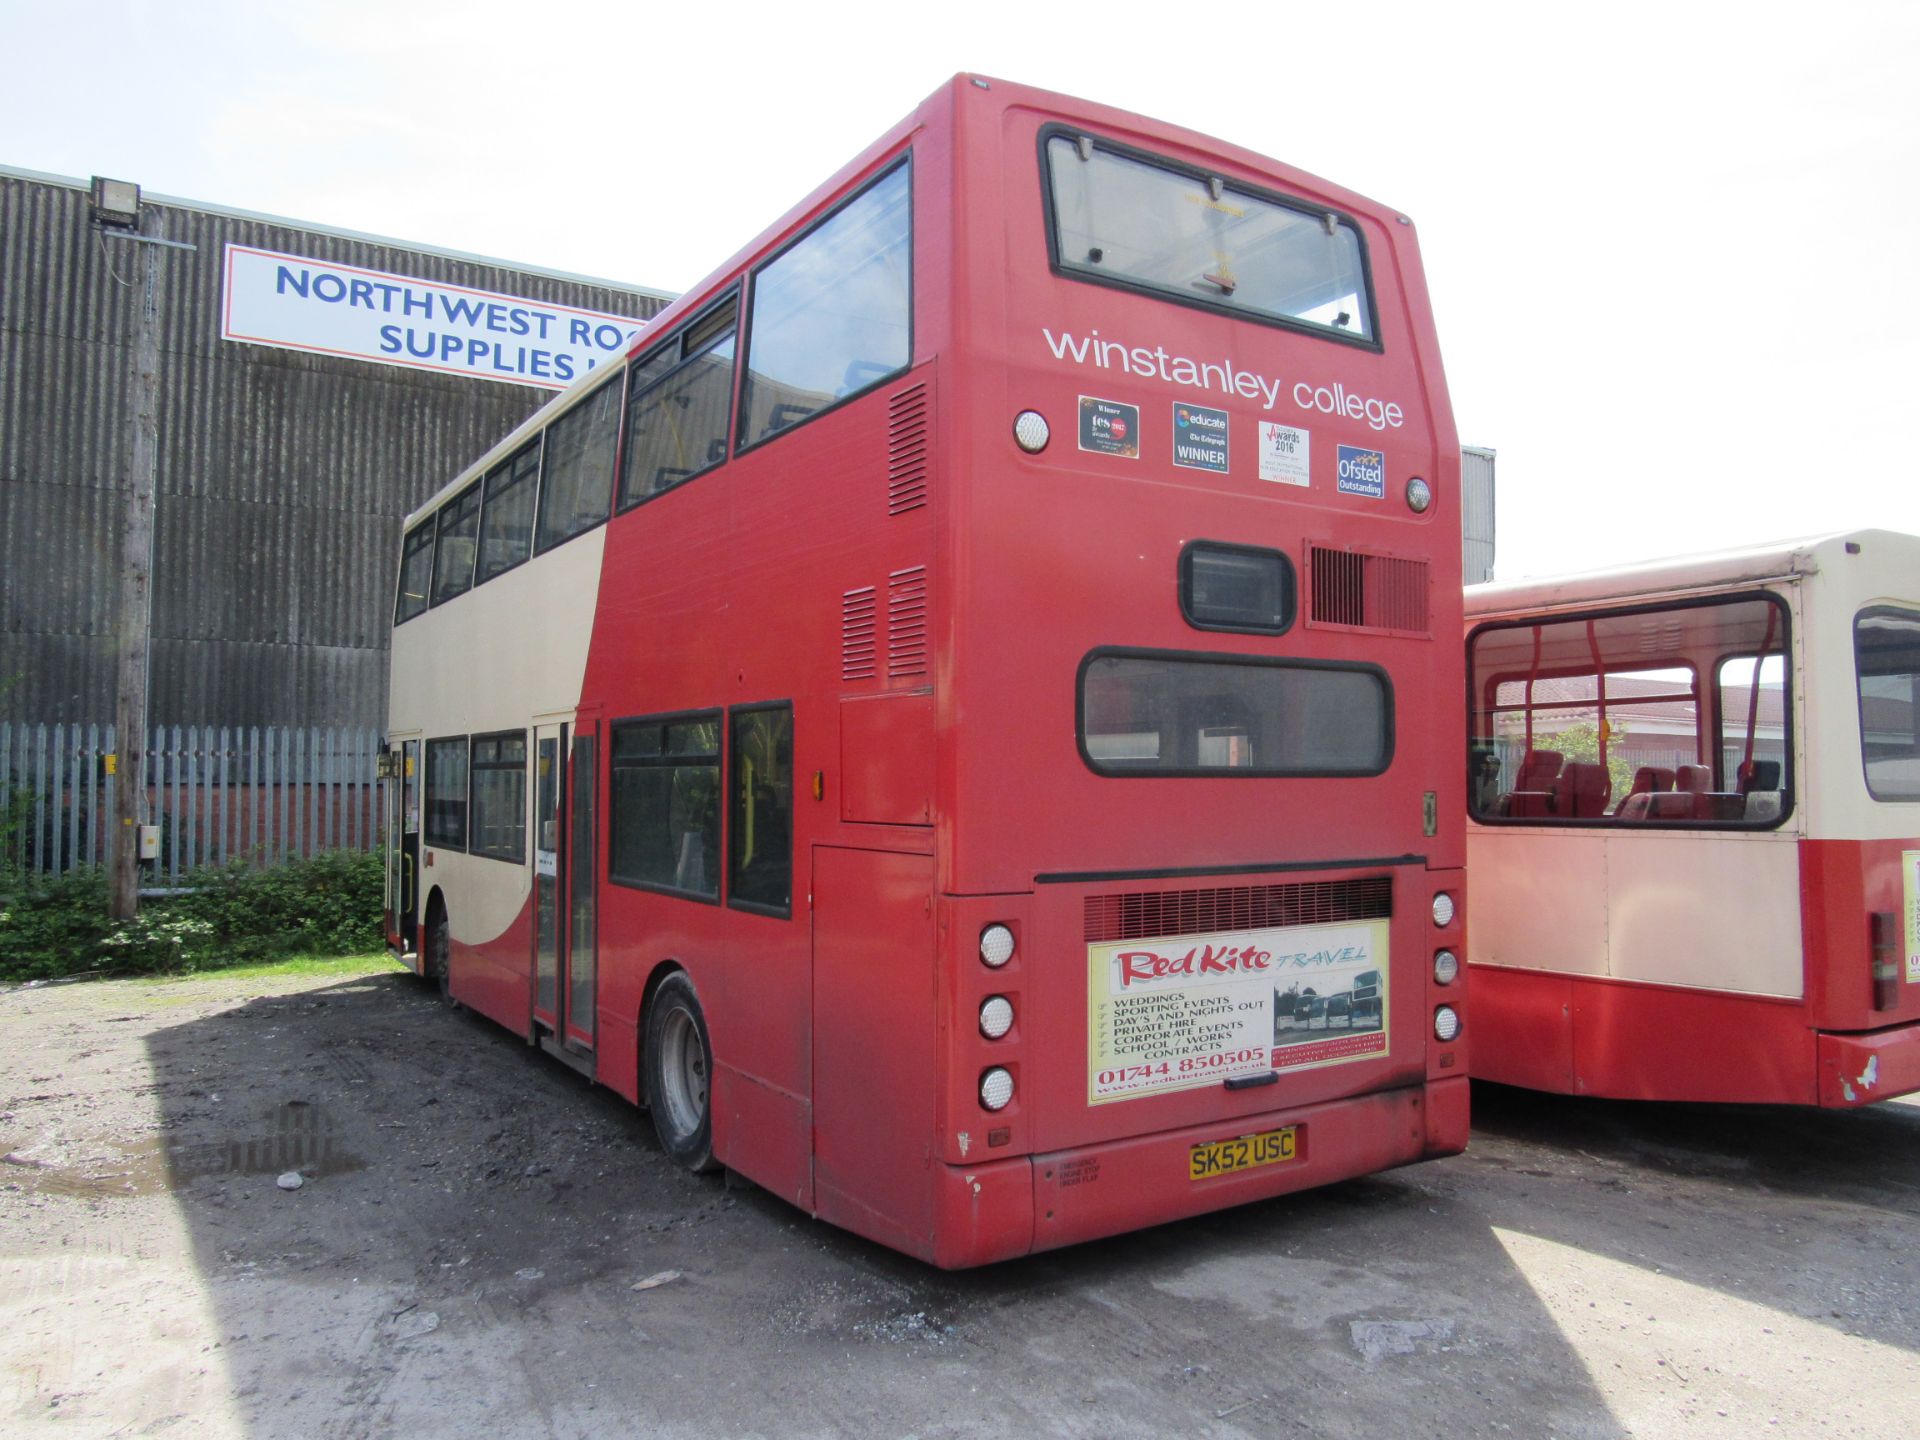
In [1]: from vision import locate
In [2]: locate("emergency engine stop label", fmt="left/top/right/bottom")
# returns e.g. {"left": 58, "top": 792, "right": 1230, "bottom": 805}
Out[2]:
{"left": 1086, "top": 919, "right": 1390, "bottom": 1104}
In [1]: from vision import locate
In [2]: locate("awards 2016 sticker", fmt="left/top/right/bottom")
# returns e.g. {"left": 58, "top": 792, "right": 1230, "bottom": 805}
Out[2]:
{"left": 1086, "top": 919, "right": 1390, "bottom": 1104}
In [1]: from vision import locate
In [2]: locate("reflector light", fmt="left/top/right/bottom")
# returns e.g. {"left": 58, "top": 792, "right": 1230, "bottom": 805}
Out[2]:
{"left": 1431, "top": 892, "right": 1456, "bottom": 928}
{"left": 980, "top": 995, "right": 1014, "bottom": 1039}
{"left": 1434, "top": 1005, "right": 1461, "bottom": 1042}
{"left": 980, "top": 1067, "right": 1014, "bottom": 1110}
{"left": 1433, "top": 949, "right": 1459, "bottom": 985}
{"left": 980, "top": 924, "right": 1015, "bottom": 967}
{"left": 1013, "top": 411, "right": 1051, "bottom": 453}
{"left": 1405, "top": 476, "right": 1432, "bottom": 513}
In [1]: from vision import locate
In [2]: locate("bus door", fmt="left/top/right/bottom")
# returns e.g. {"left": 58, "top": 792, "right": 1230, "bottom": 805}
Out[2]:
{"left": 564, "top": 728, "right": 597, "bottom": 1050}
{"left": 533, "top": 724, "right": 566, "bottom": 1034}
{"left": 384, "top": 740, "right": 420, "bottom": 962}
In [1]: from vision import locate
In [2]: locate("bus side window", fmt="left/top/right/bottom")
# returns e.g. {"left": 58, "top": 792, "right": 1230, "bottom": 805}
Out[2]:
{"left": 620, "top": 298, "right": 737, "bottom": 510}
{"left": 729, "top": 705, "right": 793, "bottom": 917}
{"left": 738, "top": 161, "right": 911, "bottom": 451}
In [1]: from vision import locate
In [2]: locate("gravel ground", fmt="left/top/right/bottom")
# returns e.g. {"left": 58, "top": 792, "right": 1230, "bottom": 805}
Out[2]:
{"left": 2, "top": 961, "right": 1916, "bottom": 1438}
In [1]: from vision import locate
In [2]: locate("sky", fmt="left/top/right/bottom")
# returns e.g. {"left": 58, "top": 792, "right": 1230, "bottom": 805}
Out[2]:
{"left": 5, "top": 0, "right": 1917, "bottom": 579}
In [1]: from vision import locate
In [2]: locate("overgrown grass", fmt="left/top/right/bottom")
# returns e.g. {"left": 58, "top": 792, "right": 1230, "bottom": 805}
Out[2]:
{"left": 0, "top": 851, "right": 385, "bottom": 983}
{"left": 144, "top": 951, "right": 395, "bottom": 985}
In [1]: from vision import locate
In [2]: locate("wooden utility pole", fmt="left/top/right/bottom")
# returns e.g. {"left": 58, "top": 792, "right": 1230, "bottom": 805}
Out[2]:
{"left": 108, "top": 210, "right": 165, "bottom": 922}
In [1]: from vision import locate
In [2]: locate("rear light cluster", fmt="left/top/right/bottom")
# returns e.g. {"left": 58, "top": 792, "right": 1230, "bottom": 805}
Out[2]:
{"left": 978, "top": 924, "right": 1018, "bottom": 1112}
{"left": 1871, "top": 912, "right": 1899, "bottom": 1012}
{"left": 1431, "top": 890, "right": 1462, "bottom": 1044}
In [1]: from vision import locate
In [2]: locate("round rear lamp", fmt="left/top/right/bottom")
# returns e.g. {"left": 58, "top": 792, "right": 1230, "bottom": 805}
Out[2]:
{"left": 1406, "top": 476, "right": 1432, "bottom": 513}
{"left": 1431, "top": 892, "right": 1456, "bottom": 928}
{"left": 980, "top": 996, "right": 1014, "bottom": 1039}
{"left": 1013, "top": 411, "right": 1051, "bottom": 453}
{"left": 1433, "top": 949, "right": 1459, "bottom": 986}
{"left": 980, "top": 924, "right": 1015, "bottom": 968}
{"left": 980, "top": 1067, "right": 1015, "bottom": 1111}
{"left": 1434, "top": 1005, "right": 1462, "bottom": 1043}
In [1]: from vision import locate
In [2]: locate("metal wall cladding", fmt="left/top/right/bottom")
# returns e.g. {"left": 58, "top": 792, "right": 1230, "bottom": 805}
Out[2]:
{"left": 0, "top": 171, "right": 669, "bottom": 727}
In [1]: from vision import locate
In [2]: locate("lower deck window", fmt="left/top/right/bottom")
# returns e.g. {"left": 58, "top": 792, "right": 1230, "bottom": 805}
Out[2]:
{"left": 610, "top": 714, "right": 721, "bottom": 899}
{"left": 469, "top": 731, "right": 527, "bottom": 862}
{"left": 425, "top": 737, "right": 468, "bottom": 848}
{"left": 730, "top": 706, "right": 793, "bottom": 915}
{"left": 1079, "top": 651, "right": 1391, "bottom": 776}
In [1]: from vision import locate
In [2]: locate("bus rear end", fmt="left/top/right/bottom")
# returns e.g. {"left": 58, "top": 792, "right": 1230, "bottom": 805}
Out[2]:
{"left": 920, "top": 81, "right": 1465, "bottom": 1264}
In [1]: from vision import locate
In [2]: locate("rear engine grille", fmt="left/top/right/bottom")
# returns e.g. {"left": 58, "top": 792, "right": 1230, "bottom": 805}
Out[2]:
{"left": 887, "top": 383, "right": 930, "bottom": 515}
{"left": 841, "top": 586, "right": 877, "bottom": 681}
{"left": 1083, "top": 877, "right": 1393, "bottom": 944}
{"left": 887, "top": 566, "right": 928, "bottom": 678}
{"left": 1307, "top": 545, "right": 1429, "bottom": 635}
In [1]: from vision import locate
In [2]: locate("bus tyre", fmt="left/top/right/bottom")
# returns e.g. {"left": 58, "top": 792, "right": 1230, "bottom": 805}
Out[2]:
{"left": 644, "top": 973, "right": 718, "bottom": 1173}
{"left": 426, "top": 910, "right": 454, "bottom": 1006}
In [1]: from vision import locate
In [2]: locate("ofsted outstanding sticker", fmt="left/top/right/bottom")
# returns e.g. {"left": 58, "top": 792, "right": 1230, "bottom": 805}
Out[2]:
{"left": 1078, "top": 396, "right": 1140, "bottom": 458}
{"left": 1259, "top": 422, "right": 1310, "bottom": 486}
{"left": 1336, "top": 444, "right": 1386, "bottom": 498}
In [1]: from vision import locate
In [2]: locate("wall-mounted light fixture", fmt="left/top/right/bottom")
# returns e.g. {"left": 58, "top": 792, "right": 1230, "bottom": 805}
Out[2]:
{"left": 90, "top": 176, "right": 141, "bottom": 228}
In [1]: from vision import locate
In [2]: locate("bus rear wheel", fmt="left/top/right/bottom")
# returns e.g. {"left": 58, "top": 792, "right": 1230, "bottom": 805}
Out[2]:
{"left": 644, "top": 973, "right": 718, "bottom": 1173}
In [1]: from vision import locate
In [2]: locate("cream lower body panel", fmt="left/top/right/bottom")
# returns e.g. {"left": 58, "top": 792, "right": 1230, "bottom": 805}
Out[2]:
{"left": 1468, "top": 827, "right": 1803, "bottom": 1000}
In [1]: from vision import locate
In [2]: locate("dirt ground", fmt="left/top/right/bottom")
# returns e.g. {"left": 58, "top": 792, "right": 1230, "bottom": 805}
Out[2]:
{"left": 2, "top": 962, "right": 1916, "bottom": 1439}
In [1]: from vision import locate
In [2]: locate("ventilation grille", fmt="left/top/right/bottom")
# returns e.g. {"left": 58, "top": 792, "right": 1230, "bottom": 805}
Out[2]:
{"left": 1307, "top": 545, "right": 1429, "bottom": 635}
{"left": 887, "top": 383, "right": 930, "bottom": 515}
{"left": 887, "top": 567, "right": 928, "bottom": 678}
{"left": 841, "top": 586, "right": 877, "bottom": 681}
{"left": 1084, "top": 877, "right": 1393, "bottom": 944}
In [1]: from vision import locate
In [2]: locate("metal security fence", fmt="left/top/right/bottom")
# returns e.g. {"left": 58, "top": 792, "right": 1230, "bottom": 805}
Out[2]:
{"left": 0, "top": 724, "right": 385, "bottom": 883}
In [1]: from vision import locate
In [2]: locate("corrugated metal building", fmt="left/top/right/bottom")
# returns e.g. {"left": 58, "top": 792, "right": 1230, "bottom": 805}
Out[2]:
{"left": 0, "top": 166, "right": 670, "bottom": 729}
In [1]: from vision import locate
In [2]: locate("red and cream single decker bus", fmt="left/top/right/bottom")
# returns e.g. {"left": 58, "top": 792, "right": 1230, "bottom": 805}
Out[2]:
{"left": 1466, "top": 530, "right": 1920, "bottom": 1106}
{"left": 382, "top": 74, "right": 1468, "bottom": 1267}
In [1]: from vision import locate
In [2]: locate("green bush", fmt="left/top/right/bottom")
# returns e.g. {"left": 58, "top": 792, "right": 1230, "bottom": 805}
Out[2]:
{"left": 0, "top": 850, "right": 384, "bottom": 982}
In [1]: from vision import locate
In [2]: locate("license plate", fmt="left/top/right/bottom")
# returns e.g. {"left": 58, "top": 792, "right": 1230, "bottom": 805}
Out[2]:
{"left": 1189, "top": 1126, "right": 1298, "bottom": 1181}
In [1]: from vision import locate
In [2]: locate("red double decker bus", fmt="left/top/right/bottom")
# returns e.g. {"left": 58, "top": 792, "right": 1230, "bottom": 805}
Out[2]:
{"left": 382, "top": 75, "right": 1467, "bottom": 1266}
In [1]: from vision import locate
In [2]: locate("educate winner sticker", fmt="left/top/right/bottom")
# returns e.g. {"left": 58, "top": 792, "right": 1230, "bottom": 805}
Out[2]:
{"left": 1172, "top": 403, "right": 1230, "bottom": 473}
{"left": 1336, "top": 444, "right": 1386, "bottom": 498}
{"left": 1078, "top": 396, "right": 1140, "bottom": 458}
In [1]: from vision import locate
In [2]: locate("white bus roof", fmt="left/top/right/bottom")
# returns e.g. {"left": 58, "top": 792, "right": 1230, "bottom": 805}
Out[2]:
{"left": 1466, "top": 530, "right": 1919, "bottom": 618}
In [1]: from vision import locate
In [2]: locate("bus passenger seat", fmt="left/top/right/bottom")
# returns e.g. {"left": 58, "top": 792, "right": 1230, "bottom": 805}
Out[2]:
{"left": 1517, "top": 749, "right": 1564, "bottom": 791}
{"left": 1619, "top": 791, "right": 1654, "bottom": 820}
{"left": 1675, "top": 764, "right": 1711, "bottom": 794}
{"left": 1743, "top": 790, "right": 1783, "bottom": 823}
{"left": 1557, "top": 761, "right": 1611, "bottom": 817}
{"left": 1503, "top": 791, "right": 1555, "bottom": 819}
{"left": 1738, "top": 759, "right": 1781, "bottom": 794}
{"left": 1647, "top": 793, "right": 1695, "bottom": 820}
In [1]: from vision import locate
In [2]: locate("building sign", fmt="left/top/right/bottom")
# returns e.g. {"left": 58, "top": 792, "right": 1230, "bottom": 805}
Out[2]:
{"left": 220, "top": 244, "right": 646, "bottom": 390}
{"left": 1086, "top": 919, "right": 1390, "bottom": 1104}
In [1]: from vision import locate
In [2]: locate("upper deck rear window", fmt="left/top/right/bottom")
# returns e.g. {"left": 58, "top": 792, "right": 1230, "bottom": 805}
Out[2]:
{"left": 1045, "top": 135, "right": 1374, "bottom": 344}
